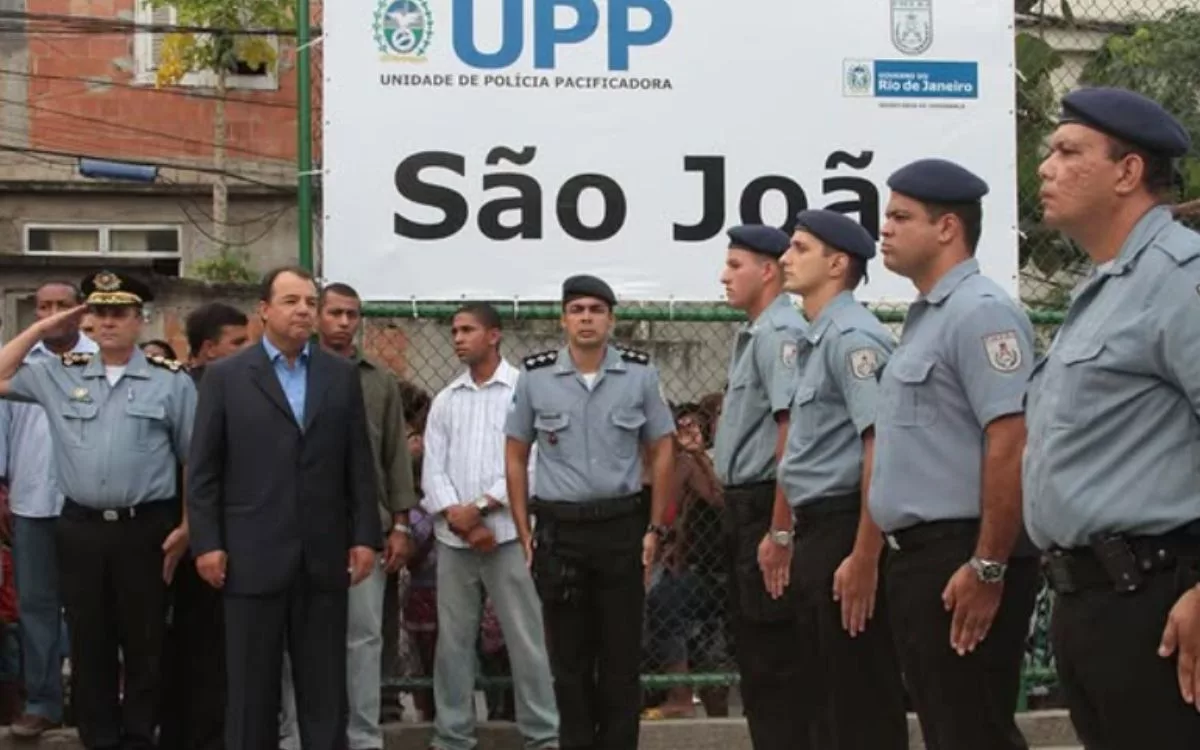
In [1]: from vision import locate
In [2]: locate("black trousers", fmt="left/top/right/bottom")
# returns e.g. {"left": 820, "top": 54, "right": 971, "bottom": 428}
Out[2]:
{"left": 56, "top": 501, "right": 176, "bottom": 750}
{"left": 532, "top": 508, "right": 646, "bottom": 750}
{"left": 885, "top": 524, "right": 1038, "bottom": 750}
{"left": 223, "top": 577, "right": 348, "bottom": 750}
{"left": 792, "top": 504, "right": 907, "bottom": 750}
{"left": 1053, "top": 566, "right": 1200, "bottom": 750}
{"left": 159, "top": 555, "right": 226, "bottom": 750}
{"left": 724, "top": 484, "right": 816, "bottom": 750}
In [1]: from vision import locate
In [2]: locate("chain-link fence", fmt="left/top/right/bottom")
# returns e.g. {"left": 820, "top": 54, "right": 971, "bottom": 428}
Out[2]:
{"left": 367, "top": 0, "right": 1200, "bottom": 714}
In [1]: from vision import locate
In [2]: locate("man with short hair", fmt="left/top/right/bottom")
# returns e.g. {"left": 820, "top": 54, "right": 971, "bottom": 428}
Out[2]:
{"left": 185, "top": 303, "right": 250, "bottom": 376}
{"left": 0, "top": 281, "right": 95, "bottom": 739}
{"left": 188, "top": 266, "right": 380, "bottom": 750}
{"left": 1026, "top": 86, "right": 1200, "bottom": 747}
{"left": 279, "top": 282, "right": 418, "bottom": 750}
{"left": 424, "top": 301, "right": 558, "bottom": 750}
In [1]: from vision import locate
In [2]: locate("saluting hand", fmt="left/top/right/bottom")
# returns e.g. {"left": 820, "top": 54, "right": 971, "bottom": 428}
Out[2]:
{"left": 1158, "top": 585, "right": 1200, "bottom": 708}
{"left": 34, "top": 304, "right": 87, "bottom": 334}
{"left": 942, "top": 563, "right": 1002, "bottom": 656}
{"left": 349, "top": 545, "right": 376, "bottom": 586}
{"left": 196, "top": 550, "right": 227, "bottom": 589}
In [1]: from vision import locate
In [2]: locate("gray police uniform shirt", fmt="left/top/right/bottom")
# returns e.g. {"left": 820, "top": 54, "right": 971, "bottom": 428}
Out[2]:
{"left": 505, "top": 344, "right": 675, "bottom": 503}
{"left": 1025, "top": 206, "right": 1200, "bottom": 549}
{"left": 779, "top": 291, "right": 895, "bottom": 506}
{"left": 712, "top": 293, "right": 807, "bottom": 487}
{"left": 4, "top": 348, "right": 196, "bottom": 509}
{"left": 869, "top": 258, "right": 1034, "bottom": 533}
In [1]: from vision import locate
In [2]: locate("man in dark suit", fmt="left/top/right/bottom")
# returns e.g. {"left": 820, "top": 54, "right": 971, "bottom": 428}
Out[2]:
{"left": 186, "top": 266, "right": 381, "bottom": 750}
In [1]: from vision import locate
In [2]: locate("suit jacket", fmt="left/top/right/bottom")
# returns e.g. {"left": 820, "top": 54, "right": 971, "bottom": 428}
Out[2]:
{"left": 186, "top": 342, "right": 380, "bottom": 596}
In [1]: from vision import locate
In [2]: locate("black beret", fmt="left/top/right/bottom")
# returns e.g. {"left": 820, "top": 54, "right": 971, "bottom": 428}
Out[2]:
{"left": 1060, "top": 86, "right": 1190, "bottom": 158}
{"left": 887, "top": 158, "right": 989, "bottom": 204}
{"left": 793, "top": 210, "right": 876, "bottom": 261}
{"left": 726, "top": 224, "right": 790, "bottom": 259}
{"left": 562, "top": 274, "right": 616, "bottom": 308}
{"left": 81, "top": 270, "right": 154, "bottom": 306}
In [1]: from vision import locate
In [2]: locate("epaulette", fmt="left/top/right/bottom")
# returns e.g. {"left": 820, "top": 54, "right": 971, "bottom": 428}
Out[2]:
{"left": 147, "top": 355, "right": 185, "bottom": 373}
{"left": 61, "top": 352, "right": 92, "bottom": 367}
{"left": 618, "top": 347, "right": 650, "bottom": 365}
{"left": 523, "top": 350, "right": 558, "bottom": 370}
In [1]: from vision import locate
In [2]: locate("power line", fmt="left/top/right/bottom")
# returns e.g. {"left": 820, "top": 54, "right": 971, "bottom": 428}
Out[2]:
{"left": 0, "top": 10, "right": 316, "bottom": 37}
{"left": 0, "top": 67, "right": 298, "bottom": 110}
{"left": 0, "top": 143, "right": 295, "bottom": 192}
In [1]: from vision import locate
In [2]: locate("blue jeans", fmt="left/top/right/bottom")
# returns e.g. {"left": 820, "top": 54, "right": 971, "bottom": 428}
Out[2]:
{"left": 12, "top": 516, "right": 65, "bottom": 722}
{"left": 431, "top": 541, "right": 558, "bottom": 750}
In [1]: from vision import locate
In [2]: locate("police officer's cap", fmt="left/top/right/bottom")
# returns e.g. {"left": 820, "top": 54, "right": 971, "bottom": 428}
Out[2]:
{"left": 562, "top": 274, "right": 616, "bottom": 308}
{"left": 726, "top": 225, "right": 790, "bottom": 259}
{"left": 1059, "top": 86, "right": 1191, "bottom": 158}
{"left": 793, "top": 210, "right": 876, "bottom": 261}
{"left": 887, "top": 159, "right": 989, "bottom": 204}
{"left": 80, "top": 270, "right": 154, "bottom": 307}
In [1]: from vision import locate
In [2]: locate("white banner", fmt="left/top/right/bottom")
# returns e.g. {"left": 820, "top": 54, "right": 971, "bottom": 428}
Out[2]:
{"left": 323, "top": 0, "right": 1017, "bottom": 303}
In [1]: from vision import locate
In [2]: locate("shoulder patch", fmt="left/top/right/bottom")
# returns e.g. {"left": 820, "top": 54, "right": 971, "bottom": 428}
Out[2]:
{"left": 982, "top": 331, "right": 1022, "bottom": 373}
{"left": 618, "top": 347, "right": 650, "bottom": 365}
{"left": 780, "top": 341, "right": 799, "bottom": 368}
{"left": 147, "top": 355, "right": 185, "bottom": 373}
{"left": 61, "top": 352, "right": 92, "bottom": 367}
{"left": 847, "top": 348, "right": 879, "bottom": 380}
{"left": 523, "top": 350, "right": 558, "bottom": 370}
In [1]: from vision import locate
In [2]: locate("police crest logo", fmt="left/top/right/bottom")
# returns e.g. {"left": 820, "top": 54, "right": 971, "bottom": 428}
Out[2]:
{"left": 780, "top": 341, "right": 799, "bottom": 367}
{"left": 848, "top": 348, "right": 879, "bottom": 380}
{"left": 983, "top": 331, "right": 1022, "bottom": 372}
{"left": 891, "top": 0, "right": 933, "bottom": 56}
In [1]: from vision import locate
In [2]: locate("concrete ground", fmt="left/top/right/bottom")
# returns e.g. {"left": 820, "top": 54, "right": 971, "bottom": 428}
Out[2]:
{"left": 0, "top": 711, "right": 1082, "bottom": 749}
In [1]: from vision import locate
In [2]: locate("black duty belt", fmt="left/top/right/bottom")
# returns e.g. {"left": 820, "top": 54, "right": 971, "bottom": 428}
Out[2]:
{"left": 62, "top": 498, "right": 176, "bottom": 523}
{"left": 884, "top": 519, "right": 979, "bottom": 553}
{"left": 793, "top": 492, "right": 859, "bottom": 528}
{"left": 1045, "top": 526, "right": 1200, "bottom": 595}
{"left": 532, "top": 492, "right": 643, "bottom": 523}
{"left": 723, "top": 481, "right": 775, "bottom": 520}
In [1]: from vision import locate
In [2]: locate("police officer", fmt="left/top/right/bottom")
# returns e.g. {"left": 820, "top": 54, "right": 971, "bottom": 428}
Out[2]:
{"left": 870, "top": 160, "right": 1040, "bottom": 750}
{"left": 1027, "top": 87, "right": 1200, "bottom": 748}
{"left": 505, "top": 274, "right": 676, "bottom": 750}
{"left": 777, "top": 210, "right": 907, "bottom": 749}
{"left": 711, "top": 225, "right": 813, "bottom": 749}
{"left": 0, "top": 270, "right": 195, "bottom": 750}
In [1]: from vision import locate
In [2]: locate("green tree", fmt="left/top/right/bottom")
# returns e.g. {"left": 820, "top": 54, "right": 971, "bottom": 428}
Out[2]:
{"left": 146, "top": 0, "right": 293, "bottom": 265}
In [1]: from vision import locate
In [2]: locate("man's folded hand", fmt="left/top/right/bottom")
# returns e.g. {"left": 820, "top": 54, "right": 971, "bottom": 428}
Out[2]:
{"left": 465, "top": 525, "right": 497, "bottom": 553}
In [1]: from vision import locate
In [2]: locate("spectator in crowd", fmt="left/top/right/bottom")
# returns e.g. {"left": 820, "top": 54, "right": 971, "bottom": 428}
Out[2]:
{"left": 404, "top": 504, "right": 439, "bottom": 723}
{"left": 421, "top": 302, "right": 558, "bottom": 750}
{"left": 280, "top": 283, "right": 417, "bottom": 750}
{"left": 643, "top": 403, "right": 728, "bottom": 719}
{"left": 0, "top": 281, "right": 94, "bottom": 739}
{"left": 187, "top": 266, "right": 380, "bottom": 750}
{"left": 159, "top": 302, "right": 250, "bottom": 750}
{"left": 0, "top": 493, "right": 20, "bottom": 725}
{"left": 140, "top": 339, "right": 177, "bottom": 361}
{"left": 478, "top": 598, "right": 515, "bottom": 721}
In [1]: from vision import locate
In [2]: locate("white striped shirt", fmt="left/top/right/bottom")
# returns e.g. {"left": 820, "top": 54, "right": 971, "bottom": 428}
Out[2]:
{"left": 421, "top": 358, "right": 525, "bottom": 547}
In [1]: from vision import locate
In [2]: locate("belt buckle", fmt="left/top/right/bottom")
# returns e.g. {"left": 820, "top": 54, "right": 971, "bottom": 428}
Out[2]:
{"left": 102, "top": 509, "right": 118, "bottom": 522}
{"left": 885, "top": 534, "right": 901, "bottom": 552}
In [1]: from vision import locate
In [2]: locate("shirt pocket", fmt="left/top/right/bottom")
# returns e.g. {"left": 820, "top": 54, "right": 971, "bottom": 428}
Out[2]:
{"left": 1055, "top": 340, "right": 1107, "bottom": 427}
{"left": 533, "top": 412, "right": 570, "bottom": 458}
{"left": 60, "top": 402, "right": 99, "bottom": 448}
{"left": 126, "top": 401, "right": 169, "bottom": 450}
{"left": 609, "top": 408, "right": 647, "bottom": 458}
{"left": 789, "top": 386, "right": 819, "bottom": 447}
{"left": 888, "top": 357, "right": 938, "bottom": 427}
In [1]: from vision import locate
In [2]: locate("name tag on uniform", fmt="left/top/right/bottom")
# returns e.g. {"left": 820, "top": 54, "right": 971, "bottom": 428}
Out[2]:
{"left": 70, "top": 388, "right": 92, "bottom": 403}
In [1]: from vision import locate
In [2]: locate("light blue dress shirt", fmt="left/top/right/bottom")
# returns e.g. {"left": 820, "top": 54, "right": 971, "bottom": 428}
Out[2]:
{"left": 262, "top": 337, "right": 310, "bottom": 426}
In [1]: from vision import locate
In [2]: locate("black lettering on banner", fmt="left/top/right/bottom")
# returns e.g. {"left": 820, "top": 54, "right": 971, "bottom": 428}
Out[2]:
{"left": 393, "top": 151, "right": 468, "bottom": 240}
{"left": 673, "top": 155, "right": 725, "bottom": 242}
{"left": 740, "top": 175, "right": 807, "bottom": 233}
{"left": 822, "top": 150, "right": 880, "bottom": 239}
{"left": 557, "top": 174, "right": 627, "bottom": 241}
{"left": 479, "top": 146, "right": 543, "bottom": 240}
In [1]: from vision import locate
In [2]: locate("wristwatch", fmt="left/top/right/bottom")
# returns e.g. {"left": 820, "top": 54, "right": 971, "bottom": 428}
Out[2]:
{"left": 767, "top": 528, "right": 794, "bottom": 548}
{"left": 392, "top": 522, "right": 411, "bottom": 536}
{"left": 647, "top": 523, "right": 671, "bottom": 540}
{"left": 474, "top": 497, "right": 494, "bottom": 515}
{"left": 968, "top": 556, "right": 1007, "bottom": 584}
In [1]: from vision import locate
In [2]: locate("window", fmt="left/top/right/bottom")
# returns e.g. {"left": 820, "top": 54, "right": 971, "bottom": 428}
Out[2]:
{"left": 133, "top": 1, "right": 279, "bottom": 91}
{"left": 25, "top": 224, "right": 181, "bottom": 257}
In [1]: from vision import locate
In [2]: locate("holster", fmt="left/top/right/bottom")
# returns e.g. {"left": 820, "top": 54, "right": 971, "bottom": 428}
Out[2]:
{"left": 531, "top": 517, "right": 585, "bottom": 607}
{"left": 724, "top": 481, "right": 792, "bottom": 623}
